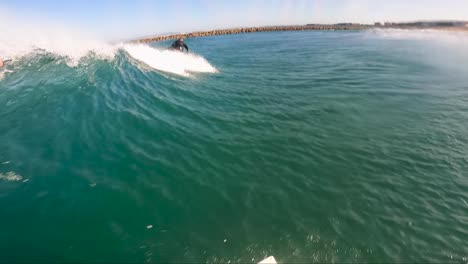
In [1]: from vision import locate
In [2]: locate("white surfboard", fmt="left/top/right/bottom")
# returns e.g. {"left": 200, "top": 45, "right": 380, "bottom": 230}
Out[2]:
{"left": 258, "top": 256, "right": 277, "bottom": 264}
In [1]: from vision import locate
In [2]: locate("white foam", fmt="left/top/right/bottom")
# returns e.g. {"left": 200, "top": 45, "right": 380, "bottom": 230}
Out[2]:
{"left": 124, "top": 44, "right": 217, "bottom": 77}
{"left": 0, "top": 171, "right": 23, "bottom": 181}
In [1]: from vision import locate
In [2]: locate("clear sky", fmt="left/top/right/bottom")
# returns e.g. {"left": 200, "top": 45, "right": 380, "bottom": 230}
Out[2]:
{"left": 2, "top": 0, "right": 468, "bottom": 40}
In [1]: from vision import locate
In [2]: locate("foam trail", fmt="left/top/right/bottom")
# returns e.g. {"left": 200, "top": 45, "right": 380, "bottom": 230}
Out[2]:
{"left": 124, "top": 44, "right": 217, "bottom": 77}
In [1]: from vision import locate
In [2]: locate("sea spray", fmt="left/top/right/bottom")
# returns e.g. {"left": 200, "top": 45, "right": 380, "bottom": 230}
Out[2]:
{"left": 0, "top": 11, "right": 118, "bottom": 65}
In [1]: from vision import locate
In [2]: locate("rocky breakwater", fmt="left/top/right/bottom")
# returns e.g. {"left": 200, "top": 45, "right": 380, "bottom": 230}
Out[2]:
{"left": 134, "top": 25, "right": 371, "bottom": 43}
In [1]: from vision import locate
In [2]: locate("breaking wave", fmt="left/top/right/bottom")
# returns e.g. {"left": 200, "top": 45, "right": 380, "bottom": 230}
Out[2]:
{"left": 0, "top": 12, "right": 216, "bottom": 76}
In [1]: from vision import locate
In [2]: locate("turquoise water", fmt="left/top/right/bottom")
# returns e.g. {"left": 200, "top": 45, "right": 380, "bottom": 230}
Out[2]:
{"left": 1, "top": 30, "right": 468, "bottom": 263}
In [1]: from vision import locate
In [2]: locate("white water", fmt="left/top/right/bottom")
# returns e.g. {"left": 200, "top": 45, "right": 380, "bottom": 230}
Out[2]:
{"left": 124, "top": 44, "right": 217, "bottom": 77}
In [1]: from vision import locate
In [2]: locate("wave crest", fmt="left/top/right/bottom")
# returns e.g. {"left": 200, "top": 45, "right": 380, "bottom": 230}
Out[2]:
{"left": 0, "top": 11, "right": 118, "bottom": 66}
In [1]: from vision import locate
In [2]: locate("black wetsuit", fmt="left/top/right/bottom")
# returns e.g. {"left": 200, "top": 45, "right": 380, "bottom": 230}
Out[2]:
{"left": 171, "top": 40, "right": 189, "bottom": 52}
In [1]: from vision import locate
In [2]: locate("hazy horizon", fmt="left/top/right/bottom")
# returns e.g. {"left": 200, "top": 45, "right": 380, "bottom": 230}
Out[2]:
{"left": 2, "top": 0, "right": 468, "bottom": 40}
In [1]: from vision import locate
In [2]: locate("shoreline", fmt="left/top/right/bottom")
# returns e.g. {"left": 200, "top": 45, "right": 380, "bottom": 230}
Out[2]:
{"left": 133, "top": 24, "right": 468, "bottom": 43}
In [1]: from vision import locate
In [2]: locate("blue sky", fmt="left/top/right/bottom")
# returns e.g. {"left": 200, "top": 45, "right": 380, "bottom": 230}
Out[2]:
{"left": 2, "top": 0, "right": 468, "bottom": 39}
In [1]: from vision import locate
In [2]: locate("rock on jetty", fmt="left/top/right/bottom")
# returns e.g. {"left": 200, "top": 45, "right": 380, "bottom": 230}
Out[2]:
{"left": 134, "top": 25, "right": 371, "bottom": 43}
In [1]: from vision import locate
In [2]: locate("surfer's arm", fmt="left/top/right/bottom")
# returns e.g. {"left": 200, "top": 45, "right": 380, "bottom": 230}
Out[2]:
{"left": 184, "top": 44, "right": 189, "bottom": 52}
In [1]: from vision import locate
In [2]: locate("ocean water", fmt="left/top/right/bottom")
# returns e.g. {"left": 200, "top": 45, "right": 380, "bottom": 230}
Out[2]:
{"left": 1, "top": 30, "right": 468, "bottom": 263}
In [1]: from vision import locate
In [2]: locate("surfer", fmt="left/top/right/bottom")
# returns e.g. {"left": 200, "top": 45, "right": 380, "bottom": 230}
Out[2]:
{"left": 0, "top": 58, "right": 3, "bottom": 68}
{"left": 170, "top": 38, "right": 189, "bottom": 53}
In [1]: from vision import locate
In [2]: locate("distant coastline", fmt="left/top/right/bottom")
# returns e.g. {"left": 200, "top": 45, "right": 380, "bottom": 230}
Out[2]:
{"left": 133, "top": 25, "right": 370, "bottom": 43}
{"left": 134, "top": 21, "right": 468, "bottom": 43}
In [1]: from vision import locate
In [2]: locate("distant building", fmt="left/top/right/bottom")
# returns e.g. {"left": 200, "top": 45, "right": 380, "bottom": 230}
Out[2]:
{"left": 374, "top": 22, "right": 382, "bottom": 26}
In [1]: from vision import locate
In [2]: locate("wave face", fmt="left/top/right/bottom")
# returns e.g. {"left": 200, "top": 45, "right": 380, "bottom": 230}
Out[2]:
{"left": 1, "top": 30, "right": 468, "bottom": 263}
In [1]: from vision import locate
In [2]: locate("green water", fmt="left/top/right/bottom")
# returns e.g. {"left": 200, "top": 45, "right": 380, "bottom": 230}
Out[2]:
{"left": 1, "top": 30, "right": 468, "bottom": 263}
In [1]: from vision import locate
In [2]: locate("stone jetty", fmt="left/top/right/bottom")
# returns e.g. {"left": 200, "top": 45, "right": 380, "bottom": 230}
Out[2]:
{"left": 134, "top": 24, "right": 371, "bottom": 43}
